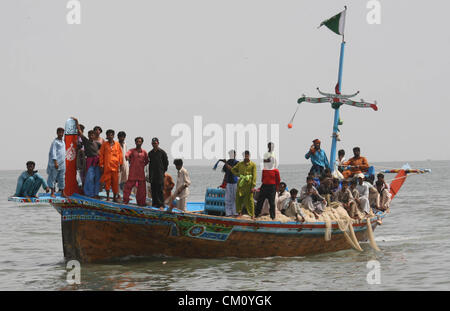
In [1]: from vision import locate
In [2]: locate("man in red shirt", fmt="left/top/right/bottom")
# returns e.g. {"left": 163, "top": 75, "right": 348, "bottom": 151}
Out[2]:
{"left": 255, "top": 167, "right": 281, "bottom": 220}
{"left": 123, "top": 137, "right": 149, "bottom": 206}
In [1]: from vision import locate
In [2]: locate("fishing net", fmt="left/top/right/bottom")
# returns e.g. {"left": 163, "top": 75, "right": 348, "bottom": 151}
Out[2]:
{"left": 248, "top": 201, "right": 379, "bottom": 252}
{"left": 256, "top": 214, "right": 293, "bottom": 223}
{"left": 365, "top": 217, "right": 381, "bottom": 251}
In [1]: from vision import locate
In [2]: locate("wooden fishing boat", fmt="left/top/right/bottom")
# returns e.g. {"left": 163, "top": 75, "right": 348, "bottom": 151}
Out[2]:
{"left": 9, "top": 191, "right": 385, "bottom": 263}
{"left": 8, "top": 8, "right": 430, "bottom": 263}
{"left": 9, "top": 163, "right": 429, "bottom": 263}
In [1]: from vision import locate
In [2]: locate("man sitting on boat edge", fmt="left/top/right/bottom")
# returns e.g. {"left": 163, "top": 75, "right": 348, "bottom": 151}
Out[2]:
{"left": 13, "top": 161, "right": 50, "bottom": 198}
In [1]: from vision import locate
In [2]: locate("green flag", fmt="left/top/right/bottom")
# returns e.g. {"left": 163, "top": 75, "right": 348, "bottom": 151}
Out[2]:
{"left": 319, "top": 7, "right": 346, "bottom": 36}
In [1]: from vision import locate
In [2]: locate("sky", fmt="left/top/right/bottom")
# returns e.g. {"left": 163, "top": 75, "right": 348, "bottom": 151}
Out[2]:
{"left": 0, "top": 0, "right": 449, "bottom": 170}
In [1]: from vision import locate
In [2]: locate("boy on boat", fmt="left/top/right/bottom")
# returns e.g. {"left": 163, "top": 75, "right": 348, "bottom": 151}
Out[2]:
{"left": 219, "top": 149, "right": 239, "bottom": 216}
{"left": 299, "top": 176, "right": 326, "bottom": 219}
{"left": 375, "top": 173, "right": 391, "bottom": 211}
{"left": 99, "top": 129, "right": 123, "bottom": 202}
{"left": 305, "top": 139, "right": 329, "bottom": 177}
{"left": 282, "top": 188, "right": 306, "bottom": 222}
{"left": 276, "top": 182, "right": 291, "bottom": 212}
{"left": 169, "top": 159, "right": 191, "bottom": 212}
{"left": 342, "top": 147, "right": 369, "bottom": 179}
{"left": 335, "top": 180, "right": 359, "bottom": 219}
{"left": 14, "top": 161, "right": 50, "bottom": 197}
{"left": 72, "top": 117, "right": 102, "bottom": 198}
{"left": 148, "top": 137, "right": 169, "bottom": 209}
{"left": 336, "top": 149, "right": 346, "bottom": 172}
{"left": 226, "top": 150, "right": 257, "bottom": 219}
{"left": 123, "top": 137, "right": 148, "bottom": 206}
{"left": 47, "top": 127, "right": 66, "bottom": 197}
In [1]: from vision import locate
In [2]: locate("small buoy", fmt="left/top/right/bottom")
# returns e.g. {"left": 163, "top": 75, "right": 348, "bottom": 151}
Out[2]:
{"left": 288, "top": 123, "right": 293, "bottom": 129}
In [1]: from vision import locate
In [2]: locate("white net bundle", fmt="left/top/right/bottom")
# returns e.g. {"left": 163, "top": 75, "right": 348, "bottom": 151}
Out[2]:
{"left": 244, "top": 201, "right": 380, "bottom": 252}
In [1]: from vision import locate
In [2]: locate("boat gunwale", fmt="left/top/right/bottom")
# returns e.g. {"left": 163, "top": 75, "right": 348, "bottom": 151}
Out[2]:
{"left": 54, "top": 193, "right": 386, "bottom": 230}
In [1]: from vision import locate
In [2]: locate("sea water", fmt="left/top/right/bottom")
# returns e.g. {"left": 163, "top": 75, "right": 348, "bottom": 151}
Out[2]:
{"left": 0, "top": 161, "right": 449, "bottom": 290}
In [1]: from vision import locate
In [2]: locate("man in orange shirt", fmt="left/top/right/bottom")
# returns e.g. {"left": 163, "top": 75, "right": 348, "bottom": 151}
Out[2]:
{"left": 99, "top": 129, "right": 123, "bottom": 202}
{"left": 342, "top": 147, "right": 369, "bottom": 179}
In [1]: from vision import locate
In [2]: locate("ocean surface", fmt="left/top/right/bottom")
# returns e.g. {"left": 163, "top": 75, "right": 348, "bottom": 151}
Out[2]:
{"left": 0, "top": 161, "right": 449, "bottom": 291}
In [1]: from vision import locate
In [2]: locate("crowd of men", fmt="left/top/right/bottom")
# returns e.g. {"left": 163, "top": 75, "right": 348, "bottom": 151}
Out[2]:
{"left": 13, "top": 118, "right": 191, "bottom": 211}
{"left": 13, "top": 127, "right": 391, "bottom": 220}
{"left": 216, "top": 139, "right": 391, "bottom": 221}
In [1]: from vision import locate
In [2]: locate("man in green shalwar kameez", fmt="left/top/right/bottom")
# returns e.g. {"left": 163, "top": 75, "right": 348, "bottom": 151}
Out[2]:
{"left": 226, "top": 150, "right": 257, "bottom": 218}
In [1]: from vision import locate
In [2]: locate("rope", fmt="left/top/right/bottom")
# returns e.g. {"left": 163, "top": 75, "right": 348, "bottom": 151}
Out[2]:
{"left": 365, "top": 218, "right": 381, "bottom": 251}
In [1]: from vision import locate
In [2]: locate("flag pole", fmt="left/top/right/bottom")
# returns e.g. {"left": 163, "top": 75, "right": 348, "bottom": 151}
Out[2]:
{"left": 329, "top": 31, "right": 346, "bottom": 173}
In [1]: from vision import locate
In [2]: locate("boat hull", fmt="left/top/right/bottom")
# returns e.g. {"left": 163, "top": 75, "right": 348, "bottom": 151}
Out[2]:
{"left": 55, "top": 194, "right": 381, "bottom": 263}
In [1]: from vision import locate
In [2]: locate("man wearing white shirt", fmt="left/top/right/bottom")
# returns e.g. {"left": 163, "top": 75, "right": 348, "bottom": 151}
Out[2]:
{"left": 355, "top": 173, "right": 370, "bottom": 215}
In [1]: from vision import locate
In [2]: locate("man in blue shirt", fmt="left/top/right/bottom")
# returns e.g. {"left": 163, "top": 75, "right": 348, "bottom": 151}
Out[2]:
{"left": 14, "top": 161, "right": 50, "bottom": 197}
{"left": 47, "top": 127, "right": 66, "bottom": 197}
{"left": 305, "top": 139, "right": 329, "bottom": 177}
{"left": 220, "top": 150, "right": 239, "bottom": 216}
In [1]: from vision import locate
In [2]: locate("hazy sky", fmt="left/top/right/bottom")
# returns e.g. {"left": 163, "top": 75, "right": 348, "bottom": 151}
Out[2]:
{"left": 1, "top": 0, "right": 449, "bottom": 170}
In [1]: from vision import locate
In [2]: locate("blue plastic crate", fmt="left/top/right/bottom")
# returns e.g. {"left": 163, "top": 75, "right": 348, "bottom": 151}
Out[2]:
{"left": 204, "top": 188, "right": 226, "bottom": 215}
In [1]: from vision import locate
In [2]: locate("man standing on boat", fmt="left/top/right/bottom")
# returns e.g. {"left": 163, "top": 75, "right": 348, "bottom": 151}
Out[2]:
{"left": 169, "top": 159, "right": 191, "bottom": 212}
{"left": 220, "top": 149, "right": 239, "bottom": 216}
{"left": 99, "top": 129, "right": 123, "bottom": 202}
{"left": 148, "top": 137, "right": 169, "bottom": 209}
{"left": 123, "top": 137, "right": 149, "bottom": 206}
{"left": 305, "top": 139, "right": 329, "bottom": 177}
{"left": 47, "top": 127, "right": 66, "bottom": 197}
{"left": 255, "top": 162, "right": 280, "bottom": 220}
{"left": 14, "top": 161, "right": 50, "bottom": 197}
{"left": 227, "top": 150, "right": 257, "bottom": 219}
{"left": 71, "top": 117, "right": 102, "bottom": 198}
